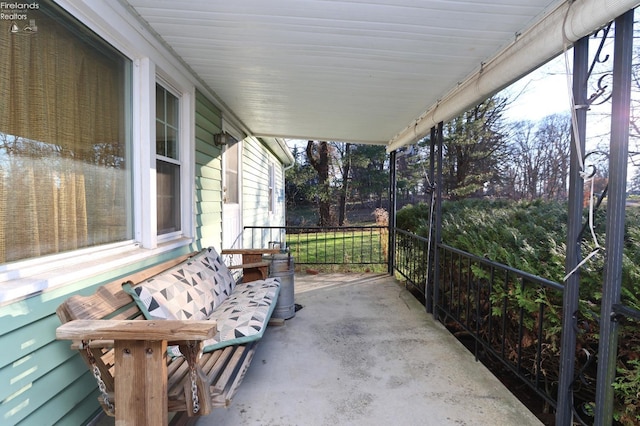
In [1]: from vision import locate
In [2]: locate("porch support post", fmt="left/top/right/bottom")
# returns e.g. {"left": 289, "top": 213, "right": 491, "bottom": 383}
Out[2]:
{"left": 426, "top": 126, "right": 437, "bottom": 313}
{"left": 595, "top": 10, "right": 633, "bottom": 424}
{"left": 556, "top": 34, "right": 588, "bottom": 426}
{"left": 429, "top": 126, "right": 436, "bottom": 196}
{"left": 388, "top": 150, "right": 397, "bottom": 275}
{"left": 432, "top": 122, "right": 444, "bottom": 316}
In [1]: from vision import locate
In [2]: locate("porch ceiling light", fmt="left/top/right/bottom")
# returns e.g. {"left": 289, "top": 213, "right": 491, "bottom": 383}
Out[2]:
{"left": 213, "top": 131, "right": 237, "bottom": 146}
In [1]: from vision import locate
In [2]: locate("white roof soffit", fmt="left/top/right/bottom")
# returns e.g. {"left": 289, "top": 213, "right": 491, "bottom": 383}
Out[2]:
{"left": 122, "top": 0, "right": 566, "bottom": 146}
{"left": 261, "top": 137, "right": 296, "bottom": 166}
{"left": 387, "top": 0, "right": 640, "bottom": 152}
{"left": 121, "top": 1, "right": 640, "bottom": 151}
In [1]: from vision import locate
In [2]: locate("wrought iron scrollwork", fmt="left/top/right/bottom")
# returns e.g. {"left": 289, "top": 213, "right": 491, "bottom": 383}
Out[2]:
{"left": 587, "top": 24, "right": 612, "bottom": 78}
{"left": 584, "top": 24, "right": 614, "bottom": 107}
{"left": 588, "top": 73, "right": 613, "bottom": 106}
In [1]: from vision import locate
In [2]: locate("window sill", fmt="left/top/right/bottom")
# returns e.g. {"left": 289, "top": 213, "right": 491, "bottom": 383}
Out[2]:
{"left": 0, "top": 238, "right": 193, "bottom": 307}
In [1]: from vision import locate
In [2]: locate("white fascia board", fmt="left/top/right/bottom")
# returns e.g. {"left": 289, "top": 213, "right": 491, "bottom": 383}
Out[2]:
{"left": 259, "top": 137, "right": 296, "bottom": 167}
{"left": 387, "top": 0, "right": 640, "bottom": 152}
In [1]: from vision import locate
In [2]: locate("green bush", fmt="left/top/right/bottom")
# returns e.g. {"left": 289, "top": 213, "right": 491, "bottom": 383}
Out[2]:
{"left": 397, "top": 198, "right": 640, "bottom": 424}
{"left": 396, "top": 202, "right": 432, "bottom": 234}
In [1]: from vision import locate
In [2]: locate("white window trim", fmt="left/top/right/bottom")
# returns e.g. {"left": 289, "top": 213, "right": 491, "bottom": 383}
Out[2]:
{"left": 0, "top": 1, "right": 198, "bottom": 306}
{"left": 149, "top": 76, "right": 195, "bottom": 246}
{"left": 0, "top": 237, "right": 195, "bottom": 307}
{"left": 268, "top": 161, "right": 276, "bottom": 215}
{"left": 222, "top": 140, "right": 243, "bottom": 249}
{"left": 136, "top": 56, "right": 197, "bottom": 250}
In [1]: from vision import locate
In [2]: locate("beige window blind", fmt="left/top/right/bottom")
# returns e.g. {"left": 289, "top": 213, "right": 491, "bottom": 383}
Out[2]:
{"left": 0, "top": 2, "right": 131, "bottom": 263}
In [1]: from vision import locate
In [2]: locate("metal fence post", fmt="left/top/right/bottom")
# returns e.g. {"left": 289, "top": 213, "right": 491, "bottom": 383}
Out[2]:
{"left": 432, "top": 122, "right": 444, "bottom": 316}
{"left": 426, "top": 126, "right": 437, "bottom": 313}
{"left": 556, "top": 34, "right": 589, "bottom": 426}
{"left": 595, "top": 10, "right": 634, "bottom": 424}
{"left": 388, "top": 150, "right": 397, "bottom": 275}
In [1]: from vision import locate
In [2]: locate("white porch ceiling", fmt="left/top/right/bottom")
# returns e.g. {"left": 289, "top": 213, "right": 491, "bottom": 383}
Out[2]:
{"left": 123, "top": 0, "right": 604, "bottom": 147}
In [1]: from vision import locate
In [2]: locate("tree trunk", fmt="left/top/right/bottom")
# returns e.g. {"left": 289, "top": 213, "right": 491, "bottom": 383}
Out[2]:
{"left": 306, "top": 140, "right": 334, "bottom": 226}
{"left": 337, "top": 143, "right": 351, "bottom": 226}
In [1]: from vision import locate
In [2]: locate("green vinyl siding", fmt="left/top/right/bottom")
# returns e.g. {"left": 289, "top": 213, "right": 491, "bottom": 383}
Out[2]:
{"left": 0, "top": 91, "right": 226, "bottom": 426}
{"left": 243, "top": 138, "right": 270, "bottom": 226}
{"left": 242, "top": 137, "right": 286, "bottom": 250}
{"left": 0, "top": 73, "right": 283, "bottom": 425}
{"left": 0, "top": 245, "right": 192, "bottom": 425}
{"left": 195, "top": 90, "right": 224, "bottom": 250}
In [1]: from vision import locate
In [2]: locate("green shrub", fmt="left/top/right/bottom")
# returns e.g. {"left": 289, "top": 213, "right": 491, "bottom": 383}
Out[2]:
{"left": 396, "top": 203, "right": 431, "bottom": 233}
{"left": 430, "top": 198, "right": 640, "bottom": 424}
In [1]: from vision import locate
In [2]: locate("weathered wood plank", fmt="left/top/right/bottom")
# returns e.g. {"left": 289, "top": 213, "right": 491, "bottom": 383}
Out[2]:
{"left": 212, "top": 346, "right": 247, "bottom": 395}
{"left": 115, "top": 340, "right": 168, "bottom": 425}
{"left": 56, "top": 255, "right": 192, "bottom": 322}
{"left": 228, "top": 261, "right": 269, "bottom": 269}
{"left": 221, "top": 248, "right": 282, "bottom": 255}
{"left": 224, "top": 344, "right": 257, "bottom": 403}
{"left": 56, "top": 320, "right": 216, "bottom": 342}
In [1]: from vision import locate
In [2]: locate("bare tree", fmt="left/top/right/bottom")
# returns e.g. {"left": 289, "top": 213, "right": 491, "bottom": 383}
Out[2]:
{"left": 331, "top": 142, "right": 352, "bottom": 226}
{"left": 537, "top": 114, "right": 571, "bottom": 200}
{"left": 506, "top": 114, "right": 571, "bottom": 200}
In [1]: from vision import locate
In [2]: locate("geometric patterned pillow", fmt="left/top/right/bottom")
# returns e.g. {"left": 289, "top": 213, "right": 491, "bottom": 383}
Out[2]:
{"left": 189, "top": 247, "right": 237, "bottom": 311}
{"left": 122, "top": 247, "right": 236, "bottom": 321}
{"left": 166, "top": 277, "right": 281, "bottom": 356}
{"left": 124, "top": 247, "right": 280, "bottom": 355}
{"left": 122, "top": 269, "right": 212, "bottom": 320}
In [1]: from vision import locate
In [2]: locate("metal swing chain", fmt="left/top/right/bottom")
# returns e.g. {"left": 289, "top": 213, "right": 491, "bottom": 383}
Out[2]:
{"left": 190, "top": 366, "right": 200, "bottom": 413}
{"left": 83, "top": 340, "right": 115, "bottom": 415}
{"left": 185, "top": 341, "right": 201, "bottom": 413}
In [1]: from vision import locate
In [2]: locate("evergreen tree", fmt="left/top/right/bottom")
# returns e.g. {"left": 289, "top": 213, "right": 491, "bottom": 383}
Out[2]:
{"left": 442, "top": 96, "right": 508, "bottom": 199}
{"left": 284, "top": 146, "right": 316, "bottom": 210}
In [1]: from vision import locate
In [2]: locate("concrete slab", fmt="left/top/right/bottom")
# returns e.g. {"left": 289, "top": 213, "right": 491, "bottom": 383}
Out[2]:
{"left": 196, "top": 273, "right": 543, "bottom": 426}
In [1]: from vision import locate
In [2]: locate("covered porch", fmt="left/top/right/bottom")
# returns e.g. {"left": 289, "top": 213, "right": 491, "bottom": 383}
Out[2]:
{"left": 196, "top": 272, "right": 542, "bottom": 425}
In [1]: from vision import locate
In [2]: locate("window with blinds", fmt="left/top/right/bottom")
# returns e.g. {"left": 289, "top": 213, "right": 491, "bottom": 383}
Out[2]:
{"left": 0, "top": 1, "right": 132, "bottom": 264}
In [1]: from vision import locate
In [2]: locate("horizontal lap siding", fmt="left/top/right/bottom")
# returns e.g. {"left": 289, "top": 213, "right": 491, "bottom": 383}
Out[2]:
{"left": 0, "top": 248, "right": 192, "bottom": 425}
{"left": 0, "top": 90, "right": 225, "bottom": 425}
{"left": 195, "top": 90, "right": 224, "bottom": 249}
{"left": 242, "top": 138, "right": 286, "bottom": 248}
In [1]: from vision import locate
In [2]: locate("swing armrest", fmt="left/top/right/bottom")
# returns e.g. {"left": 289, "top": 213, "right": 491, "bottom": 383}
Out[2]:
{"left": 56, "top": 319, "right": 216, "bottom": 345}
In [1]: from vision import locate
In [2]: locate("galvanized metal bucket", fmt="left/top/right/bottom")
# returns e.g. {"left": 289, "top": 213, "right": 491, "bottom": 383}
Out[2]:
{"left": 266, "top": 253, "right": 295, "bottom": 319}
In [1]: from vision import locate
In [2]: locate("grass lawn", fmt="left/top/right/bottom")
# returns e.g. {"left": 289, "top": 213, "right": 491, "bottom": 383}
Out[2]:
{"left": 286, "top": 227, "right": 388, "bottom": 273}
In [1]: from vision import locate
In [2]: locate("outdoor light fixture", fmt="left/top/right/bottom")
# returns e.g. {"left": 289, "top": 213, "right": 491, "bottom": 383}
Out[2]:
{"left": 213, "top": 131, "right": 237, "bottom": 146}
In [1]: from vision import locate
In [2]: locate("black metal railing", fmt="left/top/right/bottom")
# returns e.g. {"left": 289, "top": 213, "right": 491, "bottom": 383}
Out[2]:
{"left": 242, "top": 226, "right": 388, "bottom": 268}
{"left": 394, "top": 228, "right": 429, "bottom": 301}
{"left": 435, "top": 243, "right": 563, "bottom": 407}
{"left": 246, "top": 225, "right": 565, "bottom": 407}
{"left": 393, "top": 230, "right": 564, "bottom": 408}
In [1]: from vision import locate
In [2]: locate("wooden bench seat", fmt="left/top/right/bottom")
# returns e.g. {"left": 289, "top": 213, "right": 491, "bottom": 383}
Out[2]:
{"left": 55, "top": 247, "right": 281, "bottom": 426}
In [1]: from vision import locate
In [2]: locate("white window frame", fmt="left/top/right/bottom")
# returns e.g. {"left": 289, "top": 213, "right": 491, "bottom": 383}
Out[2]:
{"left": 0, "top": 1, "right": 196, "bottom": 306}
{"left": 154, "top": 80, "right": 189, "bottom": 241}
{"left": 134, "top": 62, "right": 196, "bottom": 250}
{"left": 268, "top": 161, "right": 276, "bottom": 214}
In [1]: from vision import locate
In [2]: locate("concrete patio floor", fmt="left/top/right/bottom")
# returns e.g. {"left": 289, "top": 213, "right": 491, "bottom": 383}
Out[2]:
{"left": 196, "top": 272, "right": 543, "bottom": 426}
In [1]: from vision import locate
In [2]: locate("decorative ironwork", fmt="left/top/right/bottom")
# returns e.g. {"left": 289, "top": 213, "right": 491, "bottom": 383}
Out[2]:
{"left": 587, "top": 24, "right": 612, "bottom": 79}
{"left": 586, "top": 24, "right": 614, "bottom": 107}
{"left": 393, "top": 230, "right": 564, "bottom": 409}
